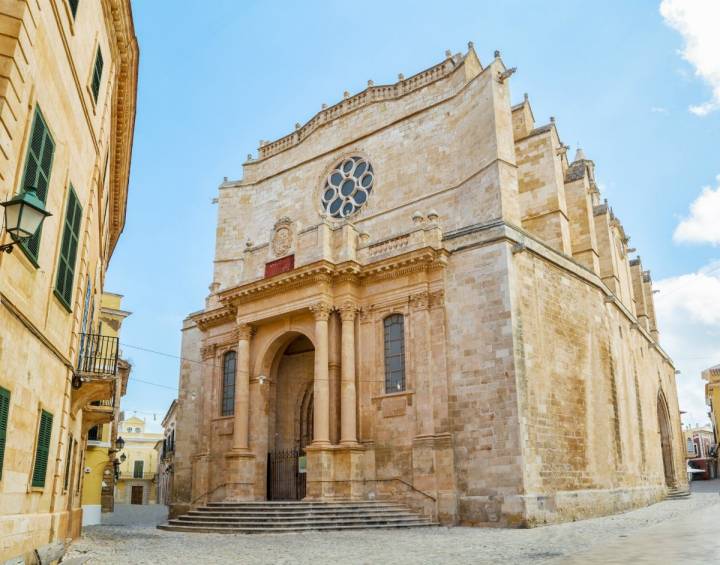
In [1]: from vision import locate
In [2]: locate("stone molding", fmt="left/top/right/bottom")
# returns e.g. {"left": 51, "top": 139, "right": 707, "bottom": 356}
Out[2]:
{"left": 236, "top": 324, "right": 255, "bottom": 341}
{"left": 339, "top": 301, "right": 360, "bottom": 321}
{"left": 409, "top": 292, "right": 430, "bottom": 311}
{"left": 200, "top": 344, "right": 217, "bottom": 360}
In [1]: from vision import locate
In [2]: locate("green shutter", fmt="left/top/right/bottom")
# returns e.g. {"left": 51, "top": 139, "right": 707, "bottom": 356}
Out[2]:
{"left": 54, "top": 188, "right": 82, "bottom": 310}
{"left": 19, "top": 107, "right": 55, "bottom": 264}
{"left": 32, "top": 410, "right": 53, "bottom": 488}
{"left": 0, "top": 387, "right": 10, "bottom": 480}
{"left": 68, "top": 0, "right": 79, "bottom": 18}
{"left": 91, "top": 48, "right": 103, "bottom": 102}
{"left": 133, "top": 460, "right": 143, "bottom": 478}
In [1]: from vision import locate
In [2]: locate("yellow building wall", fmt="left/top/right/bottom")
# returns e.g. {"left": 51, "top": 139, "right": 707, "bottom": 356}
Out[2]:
{"left": 0, "top": 1, "right": 136, "bottom": 560}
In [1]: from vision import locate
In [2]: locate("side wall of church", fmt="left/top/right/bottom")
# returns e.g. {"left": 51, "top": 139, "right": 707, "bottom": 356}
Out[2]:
{"left": 509, "top": 248, "right": 686, "bottom": 525}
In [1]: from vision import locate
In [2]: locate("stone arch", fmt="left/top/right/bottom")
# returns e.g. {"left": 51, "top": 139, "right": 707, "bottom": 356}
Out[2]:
{"left": 252, "top": 320, "right": 317, "bottom": 382}
{"left": 657, "top": 389, "right": 676, "bottom": 487}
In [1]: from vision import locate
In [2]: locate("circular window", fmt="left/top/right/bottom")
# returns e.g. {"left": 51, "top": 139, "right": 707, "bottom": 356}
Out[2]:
{"left": 321, "top": 156, "right": 374, "bottom": 219}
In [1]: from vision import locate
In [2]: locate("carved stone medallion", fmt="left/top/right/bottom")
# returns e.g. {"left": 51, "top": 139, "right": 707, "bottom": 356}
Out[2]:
{"left": 271, "top": 217, "right": 293, "bottom": 257}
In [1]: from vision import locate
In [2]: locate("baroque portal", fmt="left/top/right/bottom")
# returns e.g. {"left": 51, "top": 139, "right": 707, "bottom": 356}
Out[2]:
{"left": 172, "top": 45, "right": 687, "bottom": 527}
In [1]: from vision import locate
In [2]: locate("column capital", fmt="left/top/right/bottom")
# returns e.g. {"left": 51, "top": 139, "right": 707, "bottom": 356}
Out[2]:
{"left": 310, "top": 301, "right": 333, "bottom": 321}
{"left": 235, "top": 323, "right": 255, "bottom": 341}
{"left": 200, "top": 343, "right": 217, "bottom": 360}
{"left": 339, "top": 301, "right": 360, "bottom": 322}
{"left": 409, "top": 291, "right": 430, "bottom": 311}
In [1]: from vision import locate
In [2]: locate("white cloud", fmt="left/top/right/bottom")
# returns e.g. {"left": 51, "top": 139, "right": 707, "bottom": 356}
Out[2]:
{"left": 660, "top": 0, "right": 720, "bottom": 116}
{"left": 673, "top": 174, "right": 720, "bottom": 245}
{"left": 650, "top": 106, "right": 668, "bottom": 113}
{"left": 655, "top": 260, "right": 720, "bottom": 425}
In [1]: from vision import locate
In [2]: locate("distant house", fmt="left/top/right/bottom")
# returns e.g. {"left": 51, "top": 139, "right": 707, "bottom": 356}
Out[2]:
{"left": 116, "top": 417, "right": 163, "bottom": 504}
{"left": 684, "top": 424, "right": 717, "bottom": 480}
{"left": 157, "top": 400, "right": 178, "bottom": 505}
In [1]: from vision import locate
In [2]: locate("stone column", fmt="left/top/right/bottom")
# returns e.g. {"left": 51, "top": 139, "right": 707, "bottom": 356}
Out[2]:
{"left": 340, "top": 302, "right": 358, "bottom": 445}
{"left": 232, "top": 324, "right": 253, "bottom": 452}
{"left": 310, "top": 302, "right": 332, "bottom": 446}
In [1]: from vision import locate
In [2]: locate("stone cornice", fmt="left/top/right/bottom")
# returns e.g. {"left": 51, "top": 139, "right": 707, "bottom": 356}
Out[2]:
{"left": 192, "top": 305, "right": 235, "bottom": 331}
{"left": 252, "top": 54, "right": 466, "bottom": 162}
{"left": 105, "top": 0, "right": 139, "bottom": 257}
{"left": 215, "top": 247, "right": 448, "bottom": 309}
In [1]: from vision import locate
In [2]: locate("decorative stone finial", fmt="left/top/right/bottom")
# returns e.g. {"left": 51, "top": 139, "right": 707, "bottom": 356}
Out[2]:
{"left": 427, "top": 209, "right": 439, "bottom": 223}
{"left": 467, "top": 41, "right": 474, "bottom": 50}
{"left": 295, "top": 122, "right": 301, "bottom": 130}
{"left": 343, "top": 90, "right": 350, "bottom": 98}
{"left": 524, "top": 92, "right": 529, "bottom": 102}
{"left": 321, "top": 103, "right": 328, "bottom": 109}
{"left": 398, "top": 73, "right": 404, "bottom": 81}
{"left": 494, "top": 50, "right": 501, "bottom": 58}
{"left": 445, "top": 49, "right": 452, "bottom": 58}
{"left": 223, "top": 176, "right": 228, "bottom": 182}
{"left": 574, "top": 147, "right": 587, "bottom": 162}
{"left": 550, "top": 116, "right": 555, "bottom": 123}
{"left": 367, "top": 79, "right": 374, "bottom": 87}
{"left": 412, "top": 211, "right": 424, "bottom": 225}
{"left": 246, "top": 154, "right": 253, "bottom": 161}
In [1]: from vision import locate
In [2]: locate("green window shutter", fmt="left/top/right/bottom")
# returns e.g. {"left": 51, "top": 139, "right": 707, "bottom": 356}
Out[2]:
{"left": 54, "top": 188, "right": 82, "bottom": 310}
{"left": 133, "top": 460, "right": 143, "bottom": 478}
{"left": 0, "top": 387, "right": 10, "bottom": 480}
{"left": 91, "top": 48, "right": 103, "bottom": 102}
{"left": 68, "top": 0, "right": 79, "bottom": 18}
{"left": 20, "top": 107, "right": 55, "bottom": 263}
{"left": 32, "top": 410, "right": 53, "bottom": 488}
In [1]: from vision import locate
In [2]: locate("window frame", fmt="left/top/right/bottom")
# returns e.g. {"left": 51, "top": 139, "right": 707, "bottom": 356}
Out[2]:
{"left": 0, "top": 387, "right": 10, "bottom": 481}
{"left": 18, "top": 106, "right": 55, "bottom": 266}
{"left": 221, "top": 351, "right": 237, "bottom": 416}
{"left": 383, "top": 314, "right": 406, "bottom": 393}
{"left": 90, "top": 46, "right": 104, "bottom": 103}
{"left": 54, "top": 186, "right": 83, "bottom": 312}
{"left": 133, "top": 460, "right": 144, "bottom": 479}
{"left": 31, "top": 410, "right": 53, "bottom": 489}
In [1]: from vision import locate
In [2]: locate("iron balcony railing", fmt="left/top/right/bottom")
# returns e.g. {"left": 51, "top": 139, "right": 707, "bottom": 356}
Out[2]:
{"left": 76, "top": 333, "right": 119, "bottom": 378}
{"left": 90, "top": 398, "right": 114, "bottom": 408}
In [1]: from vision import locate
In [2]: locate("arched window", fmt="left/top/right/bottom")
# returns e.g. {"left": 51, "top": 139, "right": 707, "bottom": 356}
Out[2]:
{"left": 384, "top": 314, "right": 406, "bottom": 393}
{"left": 221, "top": 351, "right": 236, "bottom": 416}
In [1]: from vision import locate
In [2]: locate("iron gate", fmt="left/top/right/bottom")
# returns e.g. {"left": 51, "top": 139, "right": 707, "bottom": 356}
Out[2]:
{"left": 267, "top": 449, "right": 306, "bottom": 500}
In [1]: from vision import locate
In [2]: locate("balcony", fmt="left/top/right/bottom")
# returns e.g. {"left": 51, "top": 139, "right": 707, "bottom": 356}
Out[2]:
{"left": 71, "top": 333, "right": 120, "bottom": 416}
{"left": 119, "top": 472, "right": 156, "bottom": 481}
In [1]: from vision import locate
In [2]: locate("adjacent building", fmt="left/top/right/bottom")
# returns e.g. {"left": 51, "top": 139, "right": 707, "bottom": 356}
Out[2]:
{"left": 703, "top": 363, "right": 720, "bottom": 447}
{"left": 0, "top": 0, "right": 137, "bottom": 559}
{"left": 79, "top": 293, "right": 131, "bottom": 525}
{"left": 171, "top": 45, "right": 686, "bottom": 527}
{"left": 684, "top": 424, "right": 717, "bottom": 480}
{"left": 156, "top": 400, "right": 177, "bottom": 505}
{"left": 115, "top": 416, "right": 162, "bottom": 505}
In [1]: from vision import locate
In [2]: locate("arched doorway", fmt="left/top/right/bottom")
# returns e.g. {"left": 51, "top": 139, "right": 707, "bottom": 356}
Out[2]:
{"left": 657, "top": 391, "right": 676, "bottom": 487}
{"left": 267, "top": 334, "right": 315, "bottom": 500}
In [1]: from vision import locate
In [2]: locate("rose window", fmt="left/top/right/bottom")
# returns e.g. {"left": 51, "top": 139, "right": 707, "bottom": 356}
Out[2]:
{"left": 321, "top": 156, "right": 374, "bottom": 218}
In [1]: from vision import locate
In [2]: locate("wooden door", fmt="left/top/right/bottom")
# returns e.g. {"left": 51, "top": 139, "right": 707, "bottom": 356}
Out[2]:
{"left": 131, "top": 485, "right": 144, "bottom": 504}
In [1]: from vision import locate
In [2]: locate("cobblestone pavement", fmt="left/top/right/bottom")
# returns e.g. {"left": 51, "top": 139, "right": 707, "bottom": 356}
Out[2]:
{"left": 65, "top": 482, "right": 720, "bottom": 565}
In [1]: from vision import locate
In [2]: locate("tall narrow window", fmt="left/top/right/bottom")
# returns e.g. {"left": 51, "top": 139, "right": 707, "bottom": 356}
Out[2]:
{"left": 19, "top": 107, "right": 55, "bottom": 263}
{"left": 63, "top": 434, "right": 74, "bottom": 491}
{"left": 222, "top": 351, "right": 236, "bottom": 416}
{"left": 87, "top": 425, "right": 100, "bottom": 441}
{"left": 32, "top": 410, "right": 53, "bottom": 488}
{"left": 55, "top": 187, "right": 82, "bottom": 310}
{"left": 91, "top": 47, "right": 103, "bottom": 102}
{"left": 384, "top": 314, "right": 406, "bottom": 393}
{"left": 133, "top": 460, "right": 144, "bottom": 479}
{"left": 0, "top": 387, "right": 10, "bottom": 480}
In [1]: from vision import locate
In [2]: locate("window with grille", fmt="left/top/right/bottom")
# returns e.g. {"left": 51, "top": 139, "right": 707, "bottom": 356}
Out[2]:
{"left": 19, "top": 107, "right": 55, "bottom": 264}
{"left": 222, "top": 351, "right": 236, "bottom": 416}
{"left": 55, "top": 187, "right": 82, "bottom": 310}
{"left": 32, "top": 410, "right": 53, "bottom": 488}
{"left": 133, "top": 460, "right": 144, "bottom": 478}
{"left": 91, "top": 47, "right": 103, "bottom": 102}
{"left": 384, "top": 314, "right": 406, "bottom": 393}
{"left": 0, "top": 387, "right": 10, "bottom": 480}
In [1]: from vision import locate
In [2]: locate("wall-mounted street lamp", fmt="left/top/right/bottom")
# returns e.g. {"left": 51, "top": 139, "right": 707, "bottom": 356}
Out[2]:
{"left": 115, "top": 436, "right": 126, "bottom": 451}
{"left": 0, "top": 187, "right": 52, "bottom": 253}
{"left": 119, "top": 453, "right": 127, "bottom": 463}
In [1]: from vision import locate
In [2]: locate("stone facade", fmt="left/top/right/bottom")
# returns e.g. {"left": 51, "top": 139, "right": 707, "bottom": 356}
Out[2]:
{"left": 115, "top": 417, "right": 161, "bottom": 505}
{"left": 172, "top": 45, "right": 686, "bottom": 527}
{"left": 0, "top": 1, "right": 137, "bottom": 559}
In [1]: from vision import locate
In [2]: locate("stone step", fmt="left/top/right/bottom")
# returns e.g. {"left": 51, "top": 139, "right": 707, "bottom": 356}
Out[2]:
{"left": 170, "top": 516, "right": 429, "bottom": 527}
{"left": 158, "top": 522, "right": 436, "bottom": 534}
{"left": 204, "top": 501, "right": 404, "bottom": 508}
{"left": 177, "top": 514, "right": 423, "bottom": 524}
{"left": 189, "top": 508, "right": 411, "bottom": 517}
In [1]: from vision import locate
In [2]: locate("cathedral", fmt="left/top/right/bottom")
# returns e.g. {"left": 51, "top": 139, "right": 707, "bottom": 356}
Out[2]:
{"left": 171, "top": 44, "right": 686, "bottom": 527}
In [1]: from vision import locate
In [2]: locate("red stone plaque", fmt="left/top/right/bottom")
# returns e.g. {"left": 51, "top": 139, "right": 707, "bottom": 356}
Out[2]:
{"left": 264, "top": 254, "right": 295, "bottom": 278}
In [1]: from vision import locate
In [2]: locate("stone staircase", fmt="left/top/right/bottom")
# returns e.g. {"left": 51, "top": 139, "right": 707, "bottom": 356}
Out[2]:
{"left": 665, "top": 487, "right": 691, "bottom": 500}
{"left": 158, "top": 500, "right": 437, "bottom": 534}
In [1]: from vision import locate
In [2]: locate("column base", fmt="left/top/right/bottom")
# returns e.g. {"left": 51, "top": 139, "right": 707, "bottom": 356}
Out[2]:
{"left": 305, "top": 444, "right": 365, "bottom": 500}
{"left": 224, "top": 450, "right": 257, "bottom": 501}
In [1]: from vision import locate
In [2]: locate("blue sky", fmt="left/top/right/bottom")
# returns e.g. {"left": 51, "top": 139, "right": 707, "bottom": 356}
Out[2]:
{"left": 109, "top": 1, "right": 719, "bottom": 430}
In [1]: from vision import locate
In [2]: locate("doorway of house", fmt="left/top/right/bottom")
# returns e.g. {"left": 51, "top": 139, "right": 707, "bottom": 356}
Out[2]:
{"left": 131, "top": 485, "right": 144, "bottom": 504}
{"left": 267, "top": 335, "right": 314, "bottom": 500}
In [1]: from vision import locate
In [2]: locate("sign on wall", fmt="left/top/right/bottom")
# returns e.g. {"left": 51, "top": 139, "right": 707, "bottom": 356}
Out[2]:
{"left": 264, "top": 255, "right": 295, "bottom": 278}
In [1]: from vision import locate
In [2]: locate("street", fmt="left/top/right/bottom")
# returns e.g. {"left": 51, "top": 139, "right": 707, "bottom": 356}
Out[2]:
{"left": 65, "top": 480, "right": 720, "bottom": 564}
